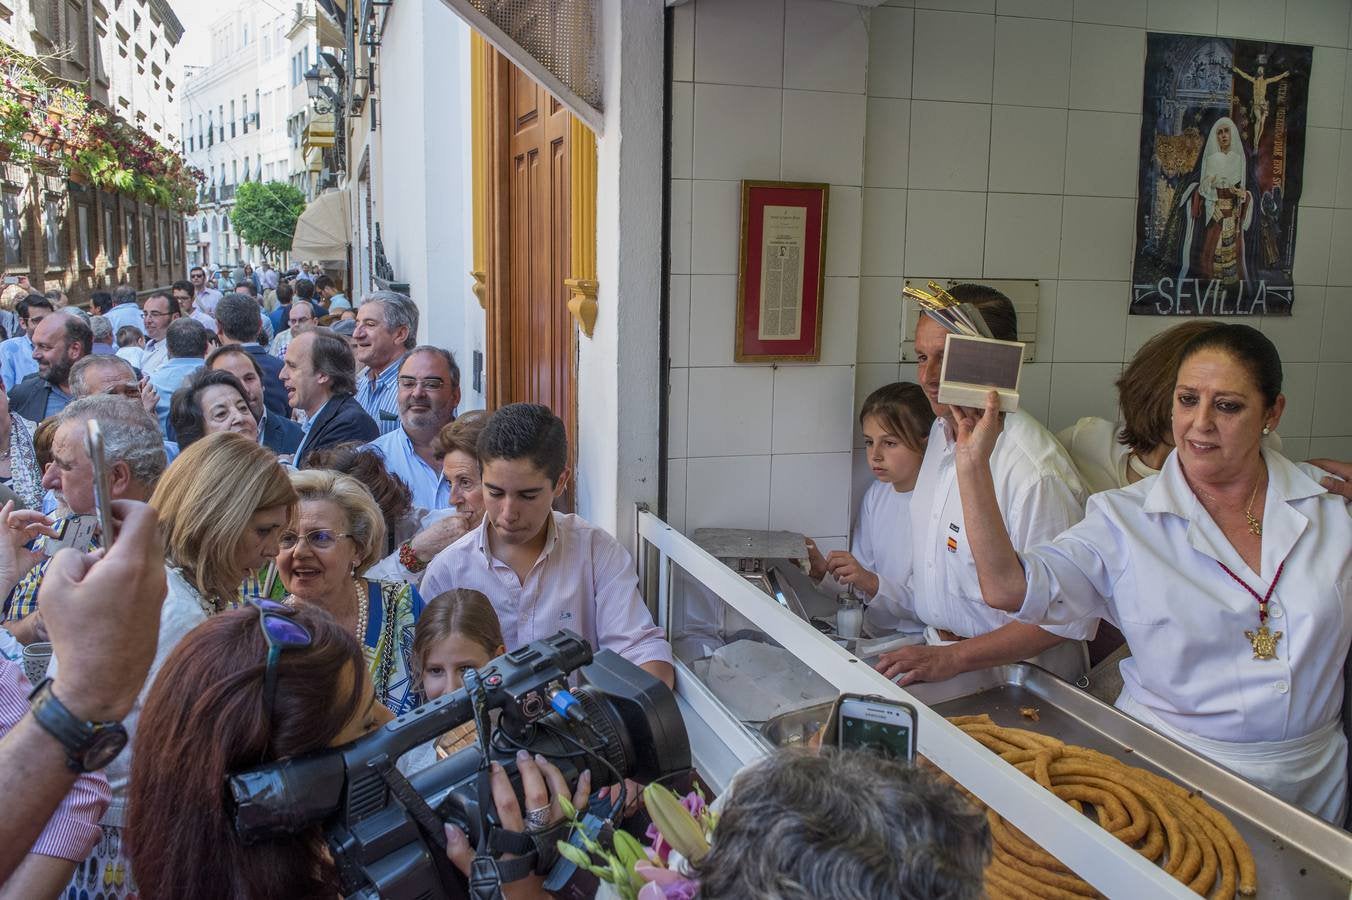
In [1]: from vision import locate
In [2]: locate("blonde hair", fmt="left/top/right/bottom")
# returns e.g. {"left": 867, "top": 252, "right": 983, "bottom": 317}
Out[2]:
{"left": 150, "top": 432, "right": 297, "bottom": 605}
{"left": 287, "top": 469, "right": 386, "bottom": 574}
{"left": 411, "top": 589, "right": 504, "bottom": 691}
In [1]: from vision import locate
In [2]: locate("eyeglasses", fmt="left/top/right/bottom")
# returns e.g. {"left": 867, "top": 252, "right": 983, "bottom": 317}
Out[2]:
{"left": 278, "top": 528, "right": 353, "bottom": 550}
{"left": 397, "top": 377, "right": 447, "bottom": 391}
{"left": 249, "top": 599, "right": 313, "bottom": 733}
{"left": 143, "top": 309, "right": 172, "bottom": 319}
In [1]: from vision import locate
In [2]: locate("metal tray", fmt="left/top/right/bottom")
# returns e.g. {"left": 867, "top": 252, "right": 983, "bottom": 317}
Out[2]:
{"left": 905, "top": 664, "right": 1352, "bottom": 899}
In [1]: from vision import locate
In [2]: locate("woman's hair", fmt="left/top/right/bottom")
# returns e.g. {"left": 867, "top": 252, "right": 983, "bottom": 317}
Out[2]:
{"left": 697, "top": 748, "right": 990, "bottom": 900}
{"left": 1116, "top": 320, "right": 1222, "bottom": 454}
{"left": 859, "top": 382, "right": 935, "bottom": 454}
{"left": 32, "top": 416, "right": 58, "bottom": 472}
{"left": 288, "top": 469, "right": 387, "bottom": 574}
{"left": 168, "top": 368, "right": 251, "bottom": 450}
{"left": 433, "top": 409, "right": 490, "bottom": 460}
{"left": 151, "top": 432, "right": 297, "bottom": 603}
{"left": 127, "top": 604, "right": 364, "bottom": 899}
{"left": 1178, "top": 323, "right": 1283, "bottom": 408}
{"left": 411, "top": 589, "right": 504, "bottom": 692}
{"left": 302, "top": 442, "right": 412, "bottom": 540}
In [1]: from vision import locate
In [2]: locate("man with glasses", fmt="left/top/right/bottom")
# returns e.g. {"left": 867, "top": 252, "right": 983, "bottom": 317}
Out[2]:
{"left": 138, "top": 291, "right": 180, "bottom": 376}
{"left": 172, "top": 279, "right": 216, "bottom": 334}
{"left": 268, "top": 299, "right": 314, "bottom": 360}
{"left": 188, "top": 266, "right": 223, "bottom": 317}
{"left": 353, "top": 292, "right": 417, "bottom": 435}
{"left": 362, "top": 347, "right": 461, "bottom": 510}
{"left": 0, "top": 296, "right": 53, "bottom": 390}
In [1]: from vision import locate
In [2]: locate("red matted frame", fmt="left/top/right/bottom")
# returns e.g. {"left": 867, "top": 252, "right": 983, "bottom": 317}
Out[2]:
{"left": 735, "top": 180, "right": 829, "bottom": 362}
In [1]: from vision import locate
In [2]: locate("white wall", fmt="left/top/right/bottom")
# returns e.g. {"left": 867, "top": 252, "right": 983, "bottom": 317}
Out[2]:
{"left": 376, "top": 1, "right": 481, "bottom": 410}
{"left": 668, "top": 0, "right": 1352, "bottom": 550}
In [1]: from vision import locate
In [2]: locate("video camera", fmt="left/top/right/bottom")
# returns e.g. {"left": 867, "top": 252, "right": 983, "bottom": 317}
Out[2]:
{"left": 227, "top": 630, "right": 691, "bottom": 899}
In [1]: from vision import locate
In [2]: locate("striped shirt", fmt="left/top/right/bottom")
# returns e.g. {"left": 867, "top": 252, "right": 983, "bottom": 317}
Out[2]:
{"left": 356, "top": 359, "right": 402, "bottom": 435}
{"left": 0, "top": 659, "right": 110, "bottom": 861}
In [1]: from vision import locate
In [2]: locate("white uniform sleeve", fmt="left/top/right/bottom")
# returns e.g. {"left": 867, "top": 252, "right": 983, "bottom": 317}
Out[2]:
{"left": 1016, "top": 495, "right": 1123, "bottom": 629}
{"left": 1005, "top": 474, "right": 1098, "bottom": 640}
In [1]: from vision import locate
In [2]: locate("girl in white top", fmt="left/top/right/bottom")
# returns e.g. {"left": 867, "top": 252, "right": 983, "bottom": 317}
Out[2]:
{"left": 951, "top": 325, "right": 1351, "bottom": 823}
{"left": 807, "top": 383, "right": 934, "bottom": 635}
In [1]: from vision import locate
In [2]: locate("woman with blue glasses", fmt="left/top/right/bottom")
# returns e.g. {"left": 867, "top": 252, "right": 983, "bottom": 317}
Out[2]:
{"left": 274, "top": 468, "right": 424, "bottom": 715}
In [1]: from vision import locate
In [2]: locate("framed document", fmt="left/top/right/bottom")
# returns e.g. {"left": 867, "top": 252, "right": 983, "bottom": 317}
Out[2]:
{"left": 735, "top": 180, "right": 829, "bottom": 362}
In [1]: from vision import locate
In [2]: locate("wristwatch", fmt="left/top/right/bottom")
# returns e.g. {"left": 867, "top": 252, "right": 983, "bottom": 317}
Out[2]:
{"left": 27, "top": 678, "right": 128, "bottom": 773}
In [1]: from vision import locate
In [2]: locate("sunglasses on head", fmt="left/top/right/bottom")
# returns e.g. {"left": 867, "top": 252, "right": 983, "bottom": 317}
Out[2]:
{"left": 248, "top": 599, "right": 313, "bottom": 733}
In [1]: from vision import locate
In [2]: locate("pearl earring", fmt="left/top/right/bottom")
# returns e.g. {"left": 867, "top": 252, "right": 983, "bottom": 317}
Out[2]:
{"left": 1262, "top": 424, "right": 1271, "bottom": 435}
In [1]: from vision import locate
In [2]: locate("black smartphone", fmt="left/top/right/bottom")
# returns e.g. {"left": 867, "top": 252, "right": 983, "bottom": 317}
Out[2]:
{"left": 837, "top": 693, "right": 918, "bottom": 762}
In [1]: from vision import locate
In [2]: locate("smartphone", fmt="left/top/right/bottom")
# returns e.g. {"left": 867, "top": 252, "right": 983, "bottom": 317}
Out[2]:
{"left": 2, "top": 276, "right": 18, "bottom": 286}
{"left": 85, "top": 421, "right": 116, "bottom": 547}
{"left": 837, "top": 694, "right": 917, "bottom": 762}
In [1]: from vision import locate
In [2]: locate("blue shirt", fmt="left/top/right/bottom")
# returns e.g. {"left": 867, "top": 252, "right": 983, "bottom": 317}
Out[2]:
{"left": 149, "top": 357, "right": 205, "bottom": 434}
{"left": 0, "top": 336, "right": 36, "bottom": 392}
{"left": 355, "top": 360, "right": 402, "bottom": 435}
{"left": 364, "top": 426, "right": 450, "bottom": 511}
{"left": 42, "top": 384, "right": 71, "bottom": 418}
{"left": 104, "top": 302, "right": 144, "bottom": 338}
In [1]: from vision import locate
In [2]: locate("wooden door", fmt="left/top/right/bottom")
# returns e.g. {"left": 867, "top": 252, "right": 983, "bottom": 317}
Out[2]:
{"left": 485, "top": 50, "right": 576, "bottom": 508}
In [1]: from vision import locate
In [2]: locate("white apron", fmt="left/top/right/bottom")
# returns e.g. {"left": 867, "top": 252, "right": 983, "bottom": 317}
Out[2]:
{"left": 1117, "top": 690, "right": 1348, "bottom": 824}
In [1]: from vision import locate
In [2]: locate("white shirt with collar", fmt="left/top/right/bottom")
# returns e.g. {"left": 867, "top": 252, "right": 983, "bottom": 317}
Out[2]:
{"left": 140, "top": 339, "right": 169, "bottom": 375}
{"left": 909, "top": 410, "right": 1093, "bottom": 642}
{"left": 1014, "top": 450, "right": 1352, "bottom": 822}
{"left": 421, "top": 511, "right": 673, "bottom": 669}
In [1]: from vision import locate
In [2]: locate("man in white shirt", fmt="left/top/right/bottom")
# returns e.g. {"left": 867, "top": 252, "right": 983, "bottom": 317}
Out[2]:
{"left": 363, "top": 347, "right": 459, "bottom": 510}
{"left": 137, "top": 290, "right": 179, "bottom": 376}
{"left": 876, "top": 286, "right": 1094, "bottom": 685}
{"left": 422, "top": 403, "right": 674, "bottom": 686}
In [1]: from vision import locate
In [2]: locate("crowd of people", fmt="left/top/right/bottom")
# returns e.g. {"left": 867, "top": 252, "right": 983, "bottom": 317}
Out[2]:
{"left": 0, "top": 271, "right": 1347, "bottom": 899}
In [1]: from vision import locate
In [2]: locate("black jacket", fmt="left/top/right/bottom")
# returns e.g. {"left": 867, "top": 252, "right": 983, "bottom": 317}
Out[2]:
{"left": 8, "top": 374, "right": 68, "bottom": 422}
{"left": 260, "top": 409, "right": 303, "bottom": 454}
{"left": 295, "top": 393, "right": 378, "bottom": 465}
{"left": 240, "top": 343, "right": 290, "bottom": 418}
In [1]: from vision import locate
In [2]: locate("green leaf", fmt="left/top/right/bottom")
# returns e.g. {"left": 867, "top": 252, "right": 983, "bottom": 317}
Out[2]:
{"left": 556, "top": 841, "right": 593, "bottom": 869}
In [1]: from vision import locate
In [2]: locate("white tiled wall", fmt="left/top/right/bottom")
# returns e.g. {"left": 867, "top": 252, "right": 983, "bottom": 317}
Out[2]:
{"left": 667, "top": 0, "right": 1352, "bottom": 544}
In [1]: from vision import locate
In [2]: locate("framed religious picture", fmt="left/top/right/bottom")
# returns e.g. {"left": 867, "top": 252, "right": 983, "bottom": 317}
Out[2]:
{"left": 735, "top": 180, "right": 829, "bottom": 362}
{"left": 1130, "top": 34, "right": 1312, "bottom": 317}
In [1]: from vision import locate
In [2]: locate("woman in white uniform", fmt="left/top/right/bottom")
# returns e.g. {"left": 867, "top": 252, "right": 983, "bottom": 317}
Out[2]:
{"left": 951, "top": 324, "right": 1351, "bottom": 823}
{"left": 807, "top": 383, "right": 934, "bottom": 635}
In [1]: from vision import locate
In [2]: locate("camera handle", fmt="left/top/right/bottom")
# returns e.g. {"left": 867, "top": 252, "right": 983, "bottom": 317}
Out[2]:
{"left": 465, "top": 667, "right": 507, "bottom": 900}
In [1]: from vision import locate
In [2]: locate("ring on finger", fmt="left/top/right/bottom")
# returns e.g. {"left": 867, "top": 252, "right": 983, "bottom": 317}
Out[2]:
{"left": 524, "top": 805, "right": 552, "bottom": 832}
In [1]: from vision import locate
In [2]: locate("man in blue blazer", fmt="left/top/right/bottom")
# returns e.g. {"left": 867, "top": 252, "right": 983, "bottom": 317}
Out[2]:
{"left": 281, "top": 327, "right": 378, "bottom": 465}
{"left": 214, "top": 293, "right": 290, "bottom": 418}
{"left": 206, "top": 345, "right": 303, "bottom": 454}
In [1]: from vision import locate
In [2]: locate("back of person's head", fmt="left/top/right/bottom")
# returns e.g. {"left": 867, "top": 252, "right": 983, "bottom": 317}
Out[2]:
{"left": 287, "top": 468, "right": 387, "bottom": 574}
{"left": 69, "top": 354, "right": 135, "bottom": 398}
{"left": 477, "top": 403, "right": 567, "bottom": 483}
{"left": 308, "top": 327, "right": 358, "bottom": 395}
{"left": 42, "top": 287, "right": 66, "bottom": 308}
{"left": 301, "top": 442, "right": 412, "bottom": 540}
{"left": 1178, "top": 323, "right": 1283, "bottom": 408}
{"left": 116, "top": 325, "right": 143, "bottom": 348}
{"left": 276, "top": 280, "right": 293, "bottom": 304}
{"left": 112, "top": 283, "right": 138, "bottom": 307}
{"left": 1116, "top": 320, "right": 1223, "bottom": 455}
{"left": 166, "top": 317, "right": 211, "bottom": 359}
{"left": 216, "top": 293, "right": 262, "bottom": 342}
{"left": 150, "top": 432, "right": 296, "bottom": 603}
{"left": 127, "top": 604, "right": 363, "bottom": 899}
{"left": 57, "top": 395, "right": 166, "bottom": 489}
{"left": 171, "top": 279, "right": 194, "bottom": 296}
{"left": 90, "top": 291, "right": 114, "bottom": 315}
{"left": 169, "top": 368, "right": 250, "bottom": 449}
{"left": 411, "top": 588, "right": 504, "bottom": 694}
{"left": 32, "top": 416, "right": 58, "bottom": 471}
{"left": 434, "top": 409, "right": 490, "bottom": 460}
{"left": 294, "top": 278, "right": 315, "bottom": 301}
{"left": 860, "top": 382, "right": 936, "bottom": 454}
{"left": 946, "top": 283, "right": 1018, "bottom": 342}
{"left": 697, "top": 749, "right": 990, "bottom": 900}
{"left": 88, "top": 314, "right": 113, "bottom": 345}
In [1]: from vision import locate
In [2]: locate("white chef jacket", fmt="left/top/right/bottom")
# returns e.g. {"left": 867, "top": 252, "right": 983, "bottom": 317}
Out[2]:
{"left": 820, "top": 481, "right": 924, "bottom": 634}
{"left": 908, "top": 412, "right": 1094, "bottom": 642}
{"left": 1016, "top": 449, "right": 1352, "bottom": 745}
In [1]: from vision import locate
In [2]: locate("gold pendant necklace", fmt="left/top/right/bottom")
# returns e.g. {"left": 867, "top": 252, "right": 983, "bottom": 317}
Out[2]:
{"left": 1194, "top": 474, "right": 1264, "bottom": 537}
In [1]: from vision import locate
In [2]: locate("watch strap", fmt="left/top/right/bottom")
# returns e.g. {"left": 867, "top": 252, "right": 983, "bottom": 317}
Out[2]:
{"left": 27, "top": 678, "right": 126, "bottom": 772}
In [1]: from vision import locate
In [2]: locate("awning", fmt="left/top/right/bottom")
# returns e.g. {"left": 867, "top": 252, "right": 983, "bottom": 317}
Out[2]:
{"left": 290, "top": 189, "right": 350, "bottom": 262}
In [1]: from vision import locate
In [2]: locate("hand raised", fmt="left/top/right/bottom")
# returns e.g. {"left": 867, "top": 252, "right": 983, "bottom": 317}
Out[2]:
{"left": 951, "top": 390, "right": 1004, "bottom": 472}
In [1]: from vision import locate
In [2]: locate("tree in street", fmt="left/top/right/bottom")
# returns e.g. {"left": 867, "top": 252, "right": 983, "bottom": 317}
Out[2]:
{"left": 230, "top": 181, "right": 307, "bottom": 259}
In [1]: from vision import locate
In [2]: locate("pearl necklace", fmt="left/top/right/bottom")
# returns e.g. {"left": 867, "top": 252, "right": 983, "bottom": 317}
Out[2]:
{"left": 284, "top": 577, "right": 369, "bottom": 642}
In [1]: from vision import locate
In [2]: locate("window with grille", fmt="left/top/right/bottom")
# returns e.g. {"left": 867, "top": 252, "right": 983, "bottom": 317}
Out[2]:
{"left": 43, "top": 198, "right": 63, "bottom": 268}
{"left": 124, "top": 212, "right": 136, "bottom": 265}
{"left": 2, "top": 193, "right": 23, "bottom": 268}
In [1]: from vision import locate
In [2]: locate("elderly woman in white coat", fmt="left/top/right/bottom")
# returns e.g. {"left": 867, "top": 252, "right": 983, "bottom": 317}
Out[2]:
{"left": 950, "top": 324, "right": 1351, "bottom": 824}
